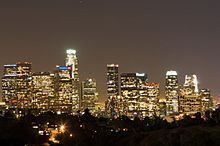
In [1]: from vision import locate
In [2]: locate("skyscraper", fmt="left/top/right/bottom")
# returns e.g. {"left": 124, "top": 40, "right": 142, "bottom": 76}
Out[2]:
{"left": 32, "top": 72, "right": 55, "bottom": 113}
{"left": 107, "top": 64, "right": 119, "bottom": 98}
{"left": 81, "top": 78, "right": 98, "bottom": 114}
{"left": 183, "top": 75, "right": 199, "bottom": 94}
{"left": 120, "top": 73, "right": 148, "bottom": 119}
{"left": 200, "top": 89, "right": 212, "bottom": 114}
{"left": 2, "top": 64, "right": 17, "bottom": 109}
{"left": 66, "top": 49, "right": 79, "bottom": 81}
{"left": 52, "top": 49, "right": 80, "bottom": 114}
{"left": 16, "top": 62, "right": 32, "bottom": 109}
{"left": 106, "top": 64, "right": 120, "bottom": 117}
{"left": 2, "top": 62, "right": 32, "bottom": 116}
{"left": 54, "top": 65, "right": 75, "bottom": 114}
{"left": 165, "top": 70, "right": 179, "bottom": 116}
{"left": 142, "top": 83, "right": 160, "bottom": 118}
{"left": 179, "top": 74, "right": 201, "bottom": 114}
{"left": 66, "top": 49, "right": 80, "bottom": 113}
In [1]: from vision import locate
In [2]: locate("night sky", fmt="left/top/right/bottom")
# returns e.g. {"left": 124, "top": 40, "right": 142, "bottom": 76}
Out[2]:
{"left": 0, "top": 1, "right": 220, "bottom": 102}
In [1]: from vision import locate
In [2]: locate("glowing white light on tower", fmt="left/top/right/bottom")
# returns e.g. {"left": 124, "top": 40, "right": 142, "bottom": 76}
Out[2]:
{"left": 66, "top": 49, "right": 76, "bottom": 55}
{"left": 65, "top": 49, "right": 77, "bottom": 79}
{"left": 166, "top": 70, "right": 177, "bottom": 76}
{"left": 136, "top": 73, "right": 145, "bottom": 76}
{"left": 193, "top": 74, "right": 199, "bottom": 93}
{"left": 184, "top": 74, "right": 199, "bottom": 93}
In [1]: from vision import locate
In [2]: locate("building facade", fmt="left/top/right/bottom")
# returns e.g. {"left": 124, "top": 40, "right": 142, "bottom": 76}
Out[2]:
{"left": 2, "top": 64, "right": 18, "bottom": 109}
{"left": 165, "top": 70, "right": 179, "bottom": 116}
{"left": 106, "top": 64, "right": 120, "bottom": 117}
{"left": 32, "top": 72, "right": 55, "bottom": 113}
{"left": 2, "top": 62, "right": 32, "bottom": 116}
{"left": 54, "top": 66, "right": 75, "bottom": 114}
{"left": 200, "top": 89, "right": 212, "bottom": 114}
{"left": 120, "top": 73, "right": 148, "bottom": 119}
{"left": 107, "top": 64, "right": 119, "bottom": 98}
{"left": 142, "top": 83, "right": 160, "bottom": 118}
{"left": 179, "top": 74, "right": 201, "bottom": 114}
{"left": 81, "top": 78, "right": 98, "bottom": 114}
{"left": 66, "top": 49, "right": 80, "bottom": 114}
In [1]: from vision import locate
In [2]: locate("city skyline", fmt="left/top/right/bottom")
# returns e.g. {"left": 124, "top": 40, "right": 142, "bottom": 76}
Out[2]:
{"left": 0, "top": 1, "right": 220, "bottom": 101}
{"left": 1, "top": 52, "right": 215, "bottom": 102}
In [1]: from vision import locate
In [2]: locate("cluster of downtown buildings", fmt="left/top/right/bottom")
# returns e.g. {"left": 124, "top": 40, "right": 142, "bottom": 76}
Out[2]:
{"left": 1, "top": 49, "right": 99, "bottom": 117}
{"left": 1, "top": 49, "right": 213, "bottom": 119}
{"left": 106, "top": 65, "right": 213, "bottom": 119}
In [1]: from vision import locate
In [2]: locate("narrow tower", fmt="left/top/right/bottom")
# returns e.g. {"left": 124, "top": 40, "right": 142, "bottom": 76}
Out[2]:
{"left": 165, "top": 70, "right": 179, "bottom": 116}
{"left": 66, "top": 49, "right": 79, "bottom": 81}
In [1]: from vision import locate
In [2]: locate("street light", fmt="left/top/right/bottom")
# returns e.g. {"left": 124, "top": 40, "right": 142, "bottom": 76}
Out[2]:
{"left": 60, "top": 125, "right": 65, "bottom": 133}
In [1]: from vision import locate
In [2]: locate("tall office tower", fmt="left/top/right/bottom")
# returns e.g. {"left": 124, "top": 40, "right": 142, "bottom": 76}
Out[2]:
{"left": 107, "top": 64, "right": 119, "bottom": 98}
{"left": 179, "top": 74, "right": 201, "bottom": 114}
{"left": 32, "top": 72, "right": 55, "bottom": 113}
{"left": 121, "top": 73, "right": 148, "bottom": 119}
{"left": 66, "top": 49, "right": 79, "bottom": 81}
{"left": 183, "top": 74, "right": 199, "bottom": 93}
{"left": 165, "top": 70, "right": 179, "bottom": 116}
{"left": 108, "top": 95, "right": 126, "bottom": 118}
{"left": 16, "top": 62, "right": 32, "bottom": 109}
{"left": 2, "top": 64, "right": 18, "bottom": 109}
{"left": 65, "top": 49, "right": 79, "bottom": 114}
{"left": 54, "top": 66, "right": 76, "bottom": 114}
{"left": 81, "top": 78, "right": 98, "bottom": 114}
{"left": 200, "top": 89, "right": 212, "bottom": 114}
{"left": 159, "top": 99, "right": 166, "bottom": 118}
{"left": 106, "top": 64, "right": 119, "bottom": 117}
{"left": 2, "top": 62, "right": 32, "bottom": 114}
{"left": 143, "top": 83, "right": 160, "bottom": 118}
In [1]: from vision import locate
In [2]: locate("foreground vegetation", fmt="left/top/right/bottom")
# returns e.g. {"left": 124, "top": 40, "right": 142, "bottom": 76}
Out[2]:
{"left": 1, "top": 108, "right": 220, "bottom": 146}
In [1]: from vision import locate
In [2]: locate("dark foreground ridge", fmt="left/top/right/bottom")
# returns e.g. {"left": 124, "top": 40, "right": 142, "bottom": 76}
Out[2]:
{"left": 1, "top": 108, "right": 220, "bottom": 146}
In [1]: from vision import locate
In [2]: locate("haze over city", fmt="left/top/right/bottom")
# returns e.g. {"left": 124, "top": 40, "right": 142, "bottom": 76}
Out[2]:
{"left": 0, "top": 1, "right": 220, "bottom": 101}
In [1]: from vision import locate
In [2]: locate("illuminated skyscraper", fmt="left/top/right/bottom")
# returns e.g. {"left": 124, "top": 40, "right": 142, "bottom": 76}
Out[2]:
{"left": 16, "top": 62, "right": 32, "bottom": 110}
{"left": 2, "top": 64, "right": 18, "bottom": 109}
{"left": 120, "top": 73, "right": 148, "bottom": 119}
{"left": 183, "top": 75, "right": 199, "bottom": 93}
{"left": 2, "top": 62, "right": 32, "bottom": 113}
{"left": 53, "top": 49, "right": 80, "bottom": 114}
{"left": 165, "top": 70, "right": 179, "bottom": 115}
{"left": 107, "top": 64, "right": 119, "bottom": 98}
{"left": 159, "top": 99, "right": 166, "bottom": 118}
{"left": 179, "top": 74, "right": 201, "bottom": 114}
{"left": 66, "top": 49, "right": 80, "bottom": 114}
{"left": 142, "top": 83, "right": 160, "bottom": 118}
{"left": 81, "top": 78, "right": 98, "bottom": 114}
{"left": 32, "top": 72, "right": 55, "bottom": 113}
{"left": 106, "top": 64, "right": 120, "bottom": 117}
{"left": 54, "top": 66, "right": 76, "bottom": 114}
{"left": 200, "top": 89, "right": 212, "bottom": 114}
{"left": 65, "top": 49, "right": 79, "bottom": 81}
